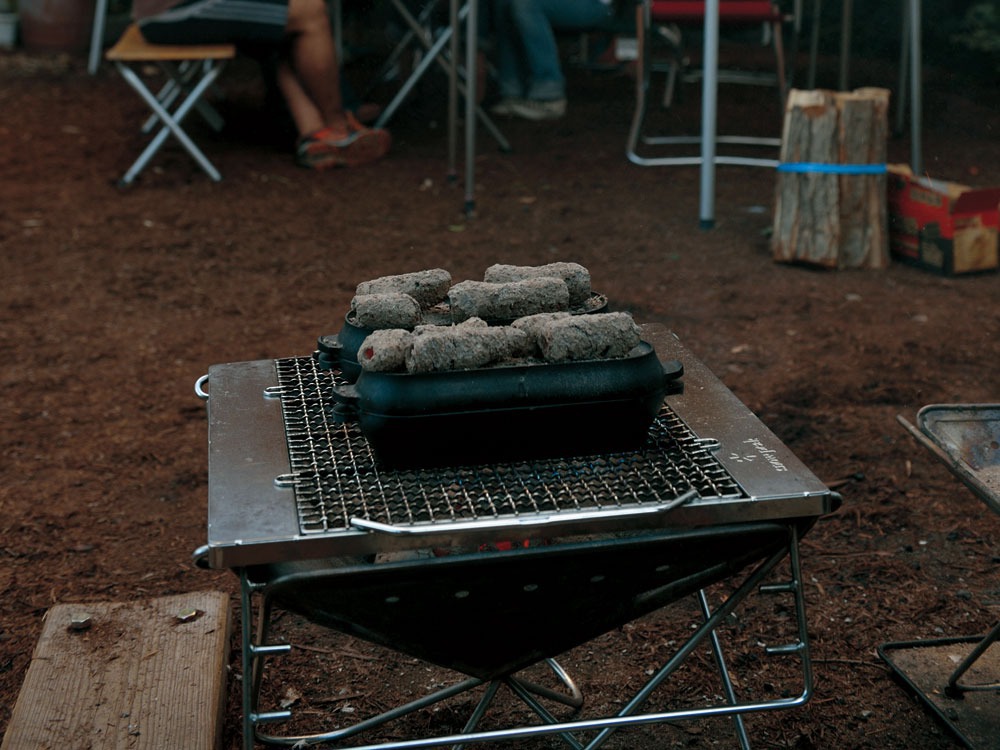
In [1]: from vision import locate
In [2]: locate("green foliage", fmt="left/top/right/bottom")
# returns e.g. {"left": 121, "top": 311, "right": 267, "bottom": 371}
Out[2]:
{"left": 808, "top": 0, "right": 998, "bottom": 81}
{"left": 952, "top": 3, "right": 1000, "bottom": 60}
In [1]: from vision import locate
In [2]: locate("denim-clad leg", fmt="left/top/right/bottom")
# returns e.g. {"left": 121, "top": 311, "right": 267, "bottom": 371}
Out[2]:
{"left": 494, "top": 0, "right": 614, "bottom": 101}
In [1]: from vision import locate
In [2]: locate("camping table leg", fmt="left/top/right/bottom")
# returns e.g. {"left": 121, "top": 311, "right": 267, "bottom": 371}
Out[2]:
{"left": 464, "top": 0, "right": 477, "bottom": 214}
{"left": 906, "top": 0, "right": 922, "bottom": 174}
{"left": 373, "top": 0, "right": 506, "bottom": 216}
{"left": 88, "top": 0, "right": 109, "bottom": 74}
{"left": 698, "top": 0, "right": 719, "bottom": 229}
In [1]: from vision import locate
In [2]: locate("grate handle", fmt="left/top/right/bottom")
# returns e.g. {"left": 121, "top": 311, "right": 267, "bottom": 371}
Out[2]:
{"left": 194, "top": 373, "right": 210, "bottom": 400}
{"left": 349, "top": 489, "right": 697, "bottom": 536}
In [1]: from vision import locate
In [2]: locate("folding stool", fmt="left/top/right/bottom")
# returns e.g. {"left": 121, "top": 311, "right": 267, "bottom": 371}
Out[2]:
{"left": 107, "top": 24, "right": 236, "bottom": 185}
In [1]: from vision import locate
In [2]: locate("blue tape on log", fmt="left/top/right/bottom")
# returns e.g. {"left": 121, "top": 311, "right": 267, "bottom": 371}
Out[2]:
{"left": 777, "top": 162, "right": 888, "bottom": 174}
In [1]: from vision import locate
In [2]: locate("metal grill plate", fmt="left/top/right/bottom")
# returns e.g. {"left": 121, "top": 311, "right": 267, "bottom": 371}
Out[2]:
{"left": 273, "top": 356, "right": 745, "bottom": 535}
{"left": 203, "top": 326, "right": 836, "bottom": 568}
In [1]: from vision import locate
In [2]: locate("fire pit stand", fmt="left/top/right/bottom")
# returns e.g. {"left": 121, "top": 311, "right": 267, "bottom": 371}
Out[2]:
{"left": 880, "top": 404, "right": 1000, "bottom": 749}
{"left": 196, "top": 324, "right": 839, "bottom": 750}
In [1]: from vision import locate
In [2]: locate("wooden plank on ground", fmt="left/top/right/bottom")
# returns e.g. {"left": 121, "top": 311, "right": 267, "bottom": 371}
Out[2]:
{"left": 1, "top": 591, "right": 231, "bottom": 750}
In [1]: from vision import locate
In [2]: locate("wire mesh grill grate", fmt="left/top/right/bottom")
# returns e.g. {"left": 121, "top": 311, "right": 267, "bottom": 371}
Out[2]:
{"left": 273, "top": 356, "right": 746, "bottom": 535}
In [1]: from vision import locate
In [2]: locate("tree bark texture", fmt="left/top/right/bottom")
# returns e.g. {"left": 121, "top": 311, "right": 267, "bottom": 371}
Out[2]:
{"left": 773, "top": 88, "right": 890, "bottom": 269}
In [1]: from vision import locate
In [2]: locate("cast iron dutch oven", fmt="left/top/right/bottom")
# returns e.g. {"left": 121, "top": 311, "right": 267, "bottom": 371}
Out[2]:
{"left": 330, "top": 342, "right": 683, "bottom": 469}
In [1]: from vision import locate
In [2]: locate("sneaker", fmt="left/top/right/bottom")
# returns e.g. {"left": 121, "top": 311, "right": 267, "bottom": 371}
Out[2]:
{"left": 489, "top": 98, "right": 518, "bottom": 116}
{"left": 506, "top": 97, "right": 567, "bottom": 121}
{"left": 296, "top": 113, "right": 391, "bottom": 170}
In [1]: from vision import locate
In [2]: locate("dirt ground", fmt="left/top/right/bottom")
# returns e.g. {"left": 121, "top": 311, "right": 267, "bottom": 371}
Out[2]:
{"left": 1, "top": 32, "right": 999, "bottom": 750}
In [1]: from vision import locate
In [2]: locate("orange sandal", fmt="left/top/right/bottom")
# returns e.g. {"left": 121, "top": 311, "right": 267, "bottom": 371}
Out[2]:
{"left": 296, "top": 114, "right": 391, "bottom": 169}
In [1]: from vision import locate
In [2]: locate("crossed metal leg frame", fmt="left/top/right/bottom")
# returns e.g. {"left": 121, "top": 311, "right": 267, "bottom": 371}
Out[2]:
{"left": 237, "top": 523, "right": 816, "bottom": 750}
{"left": 113, "top": 57, "right": 230, "bottom": 185}
{"left": 369, "top": 0, "right": 510, "bottom": 212}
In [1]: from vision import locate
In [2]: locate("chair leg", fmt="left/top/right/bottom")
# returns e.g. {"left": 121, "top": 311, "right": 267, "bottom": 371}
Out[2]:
{"left": 88, "top": 0, "right": 109, "bottom": 75}
{"left": 361, "top": 0, "right": 439, "bottom": 99}
{"left": 373, "top": 0, "right": 510, "bottom": 153}
{"left": 142, "top": 61, "right": 226, "bottom": 135}
{"left": 627, "top": 1, "right": 782, "bottom": 168}
{"left": 625, "top": 2, "right": 652, "bottom": 165}
{"left": 116, "top": 60, "right": 227, "bottom": 184}
{"left": 771, "top": 19, "right": 787, "bottom": 107}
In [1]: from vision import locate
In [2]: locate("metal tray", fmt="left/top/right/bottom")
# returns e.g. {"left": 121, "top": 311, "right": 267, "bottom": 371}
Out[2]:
{"left": 898, "top": 403, "right": 1000, "bottom": 515}
{"left": 887, "top": 402, "right": 1000, "bottom": 749}
{"left": 878, "top": 636, "right": 1000, "bottom": 749}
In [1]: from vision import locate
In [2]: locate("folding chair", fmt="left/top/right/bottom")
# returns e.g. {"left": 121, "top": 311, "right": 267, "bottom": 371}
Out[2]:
{"left": 107, "top": 24, "right": 236, "bottom": 185}
{"left": 626, "top": 0, "right": 797, "bottom": 168}
{"left": 368, "top": 0, "right": 509, "bottom": 213}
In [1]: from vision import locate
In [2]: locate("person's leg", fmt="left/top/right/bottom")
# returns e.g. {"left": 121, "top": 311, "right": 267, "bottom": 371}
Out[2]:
{"left": 510, "top": 0, "right": 614, "bottom": 101}
{"left": 538, "top": 0, "right": 614, "bottom": 31}
{"left": 279, "top": 0, "right": 343, "bottom": 135}
{"left": 280, "top": 0, "right": 390, "bottom": 167}
{"left": 139, "top": 0, "right": 388, "bottom": 166}
{"left": 505, "top": 0, "right": 563, "bottom": 102}
{"left": 492, "top": 0, "right": 528, "bottom": 101}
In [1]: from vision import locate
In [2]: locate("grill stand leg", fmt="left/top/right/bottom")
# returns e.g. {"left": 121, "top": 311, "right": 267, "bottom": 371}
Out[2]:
{"left": 584, "top": 525, "right": 811, "bottom": 750}
{"left": 504, "top": 669, "right": 586, "bottom": 750}
{"left": 447, "top": 660, "right": 584, "bottom": 750}
{"left": 243, "top": 568, "right": 493, "bottom": 749}
{"left": 699, "top": 589, "right": 751, "bottom": 750}
{"left": 241, "top": 571, "right": 292, "bottom": 750}
{"left": 240, "top": 525, "right": 815, "bottom": 749}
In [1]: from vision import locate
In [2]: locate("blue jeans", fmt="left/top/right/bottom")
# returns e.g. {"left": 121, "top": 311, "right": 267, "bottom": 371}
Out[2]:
{"left": 492, "top": 0, "right": 615, "bottom": 101}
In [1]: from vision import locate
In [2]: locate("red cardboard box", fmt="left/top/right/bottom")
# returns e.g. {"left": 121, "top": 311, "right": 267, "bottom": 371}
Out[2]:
{"left": 887, "top": 165, "right": 1000, "bottom": 275}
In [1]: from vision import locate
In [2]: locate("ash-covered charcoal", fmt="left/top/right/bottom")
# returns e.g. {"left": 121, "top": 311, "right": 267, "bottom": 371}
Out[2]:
{"left": 414, "top": 316, "right": 487, "bottom": 335}
{"left": 351, "top": 292, "right": 421, "bottom": 329}
{"left": 511, "top": 312, "right": 571, "bottom": 355}
{"left": 355, "top": 269, "right": 452, "bottom": 308}
{"left": 539, "top": 312, "right": 641, "bottom": 362}
{"left": 406, "top": 321, "right": 532, "bottom": 373}
{"left": 448, "top": 277, "right": 570, "bottom": 323}
{"left": 358, "top": 328, "right": 414, "bottom": 372}
{"left": 484, "top": 262, "right": 592, "bottom": 307}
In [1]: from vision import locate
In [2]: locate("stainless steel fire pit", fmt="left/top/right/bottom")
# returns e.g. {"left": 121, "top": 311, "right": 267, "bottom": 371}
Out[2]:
{"left": 880, "top": 404, "right": 1000, "bottom": 749}
{"left": 196, "top": 324, "right": 838, "bottom": 750}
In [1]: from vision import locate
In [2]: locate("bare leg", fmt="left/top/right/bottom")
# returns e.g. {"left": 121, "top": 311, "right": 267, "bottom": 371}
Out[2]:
{"left": 279, "top": 0, "right": 346, "bottom": 137}
{"left": 279, "top": 0, "right": 390, "bottom": 168}
{"left": 275, "top": 60, "right": 325, "bottom": 136}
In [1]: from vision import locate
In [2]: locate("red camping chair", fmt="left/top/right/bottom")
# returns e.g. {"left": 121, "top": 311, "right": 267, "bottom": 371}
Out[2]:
{"left": 627, "top": 0, "right": 799, "bottom": 167}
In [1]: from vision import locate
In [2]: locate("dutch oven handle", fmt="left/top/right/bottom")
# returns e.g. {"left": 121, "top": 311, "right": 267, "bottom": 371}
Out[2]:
{"left": 661, "top": 358, "right": 684, "bottom": 393}
{"left": 191, "top": 544, "right": 211, "bottom": 569}
{"left": 330, "top": 383, "right": 360, "bottom": 422}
